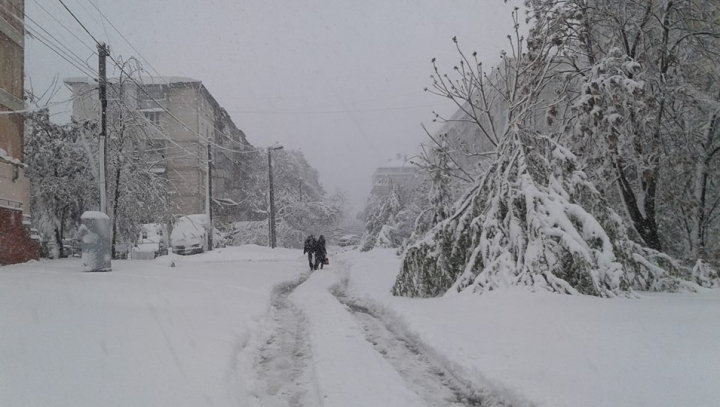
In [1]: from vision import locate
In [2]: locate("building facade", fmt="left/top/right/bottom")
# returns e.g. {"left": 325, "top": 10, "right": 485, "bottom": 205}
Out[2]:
{"left": 65, "top": 76, "right": 253, "bottom": 222}
{"left": 0, "top": 0, "right": 38, "bottom": 265}
{"left": 371, "top": 155, "right": 420, "bottom": 197}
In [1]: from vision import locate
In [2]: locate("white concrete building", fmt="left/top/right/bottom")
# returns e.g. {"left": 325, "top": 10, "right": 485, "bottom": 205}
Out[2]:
{"left": 64, "top": 76, "right": 253, "bottom": 220}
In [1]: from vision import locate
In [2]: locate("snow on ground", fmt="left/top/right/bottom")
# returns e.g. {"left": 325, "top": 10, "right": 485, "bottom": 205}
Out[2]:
{"left": 340, "top": 249, "right": 720, "bottom": 407}
{"left": 4, "top": 244, "right": 718, "bottom": 407}
{"left": 290, "top": 268, "right": 427, "bottom": 407}
{"left": 0, "top": 245, "right": 303, "bottom": 407}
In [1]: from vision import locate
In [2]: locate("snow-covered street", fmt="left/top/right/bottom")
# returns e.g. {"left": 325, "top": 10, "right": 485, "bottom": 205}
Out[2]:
{"left": 2, "top": 246, "right": 720, "bottom": 407}
{"left": 0, "top": 246, "right": 302, "bottom": 407}
{"left": 9, "top": 1, "right": 720, "bottom": 406}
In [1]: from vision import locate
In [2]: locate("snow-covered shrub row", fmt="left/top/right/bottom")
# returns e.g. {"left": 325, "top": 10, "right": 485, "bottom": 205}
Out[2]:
{"left": 225, "top": 220, "right": 304, "bottom": 249}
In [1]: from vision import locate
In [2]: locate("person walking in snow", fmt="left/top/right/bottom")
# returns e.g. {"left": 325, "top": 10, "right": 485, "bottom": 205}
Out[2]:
{"left": 303, "top": 234, "right": 316, "bottom": 270}
{"left": 313, "top": 235, "right": 327, "bottom": 270}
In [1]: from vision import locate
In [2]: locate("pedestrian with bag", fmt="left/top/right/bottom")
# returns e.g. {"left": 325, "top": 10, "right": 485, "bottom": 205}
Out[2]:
{"left": 313, "top": 235, "right": 327, "bottom": 270}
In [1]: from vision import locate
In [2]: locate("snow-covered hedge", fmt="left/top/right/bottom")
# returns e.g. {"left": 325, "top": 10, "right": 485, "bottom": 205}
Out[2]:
{"left": 226, "top": 220, "right": 306, "bottom": 249}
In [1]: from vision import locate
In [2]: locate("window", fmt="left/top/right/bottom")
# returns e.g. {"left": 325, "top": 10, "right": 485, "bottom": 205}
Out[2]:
{"left": 144, "top": 111, "right": 161, "bottom": 126}
{"left": 141, "top": 85, "right": 165, "bottom": 101}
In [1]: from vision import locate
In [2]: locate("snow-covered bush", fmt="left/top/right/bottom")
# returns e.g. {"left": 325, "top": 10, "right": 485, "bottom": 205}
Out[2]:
{"left": 394, "top": 131, "right": 698, "bottom": 297}
{"left": 225, "top": 219, "right": 311, "bottom": 249}
{"left": 360, "top": 181, "right": 427, "bottom": 252}
{"left": 691, "top": 260, "right": 720, "bottom": 289}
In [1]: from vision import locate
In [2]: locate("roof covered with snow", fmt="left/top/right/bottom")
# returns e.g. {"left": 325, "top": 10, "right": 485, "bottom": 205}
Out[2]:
{"left": 64, "top": 76, "right": 201, "bottom": 86}
{"left": 0, "top": 148, "right": 24, "bottom": 166}
{"left": 376, "top": 157, "right": 417, "bottom": 170}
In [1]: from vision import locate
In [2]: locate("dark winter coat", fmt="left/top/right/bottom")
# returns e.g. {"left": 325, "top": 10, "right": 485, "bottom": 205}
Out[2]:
{"left": 303, "top": 236, "right": 316, "bottom": 255}
{"left": 314, "top": 236, "right": 327, "bottom": 260}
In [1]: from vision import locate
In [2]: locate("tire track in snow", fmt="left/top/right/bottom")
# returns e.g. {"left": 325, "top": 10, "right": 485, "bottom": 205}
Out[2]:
{"left": 253, "top": 274, "right": 320, "bottom": 407}
{"left": 331, "top": 282, "right": 513, "bottom": 407}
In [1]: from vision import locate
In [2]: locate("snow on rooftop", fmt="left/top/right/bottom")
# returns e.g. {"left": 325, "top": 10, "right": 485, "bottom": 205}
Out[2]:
{"left": 64, "top": 76, "right": 201, "bottom": 86}
{"left": 377, "top": 156, "right": 416, "bottom": 170}
{"left": 0, "top": 147, "right": 24, "bottom": 166}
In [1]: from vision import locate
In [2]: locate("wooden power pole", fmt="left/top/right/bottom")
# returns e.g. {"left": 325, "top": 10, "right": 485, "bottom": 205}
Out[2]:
{"left": 206, "top": 142, "right": 213, "bottom": 251}
{"left": 268, "top": 149, "right": 276, "bottom": 248}
{"left": 98, "top": 42, "right": 108, "bottom": 214}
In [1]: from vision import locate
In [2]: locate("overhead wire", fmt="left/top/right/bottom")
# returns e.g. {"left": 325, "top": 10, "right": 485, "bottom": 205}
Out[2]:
{"left": 55, "top": 0, "right": 263, "bottom": 162}
{"left": 81, "top": 0, "right": 261, "bottom": 155}
{"left": 26, "top": 0, "right": 202, "bottom": 169}
{"left": 0, "top": 2, "right": 98, "bottom": 78}
{"left": 57, "top": 0, "right": 101, "bottom": 45}
{"left": 86, "top": 0, "right": 110, "bottom": 43}
{"left": 30, "top": 0, "right": 97, "bottom": 55}
{"left": 74, "top": 0, "right": 441, "bottom": 155}
{"left": 1, "top": 86, "right": 97, "bottom": 115}
{"left": 227, "top": 102, "right": 455, "bottom": 115}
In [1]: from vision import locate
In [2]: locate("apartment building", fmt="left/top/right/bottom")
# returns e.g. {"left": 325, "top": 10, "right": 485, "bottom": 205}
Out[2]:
{"left": 65, "top": 76, "right": 253, "bottom": 222}
{"left": 371, "top": 155, "right": 420, "bottom": 197}
{"left": 0, "top": 0, "right": 38, "bottom": 265}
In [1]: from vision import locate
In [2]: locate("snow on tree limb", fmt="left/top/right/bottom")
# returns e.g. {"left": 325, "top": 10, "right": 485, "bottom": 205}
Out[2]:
{"left": 393, "top": 3, "right": 719, "bottom": 298}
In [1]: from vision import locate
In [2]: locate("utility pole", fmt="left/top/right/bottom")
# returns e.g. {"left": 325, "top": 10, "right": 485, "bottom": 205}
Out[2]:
{"left": 268, "top": 149, "right": 275, "bottom": 248}
{"left": 267, "top": 145, "right": 283, "bottom": 248}
{"left": 206, "top": 142, "right": 213, "bottom": 251}
{"left": 98, "top": 42, "right": 108, "bottom": 214}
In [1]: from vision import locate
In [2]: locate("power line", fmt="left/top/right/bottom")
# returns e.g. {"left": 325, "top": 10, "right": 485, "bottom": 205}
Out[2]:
{"left": 227, "top": 102, "right": 455, "bottom": 115}
{"left": 81, "top": 1, "right": 246, "bottom": 152}
{"left": 58, "top": 1, "right": 265, "bottom": 157}
{"left": 57, "top": 0, "right": 101, "bottom": 45}
{"left": 0, "top": 2, "right": 97, "bottom": 77}
{"left": 30, "top": 0, "right": 97, "bottom": 55}
{"left": 85, "top": 0, "right": 110, "bottom": 43}
{"left": 84, "top": 0, "right": 164, "bottom": 82}
{"left": 78, "top": 1, "right": 274, "bottom": 156}
{"left": 28, "top": 27, "right": 97, "bottom": 78}
{"left": 55, "top": 0, "right": 209, "bottom": 159}
{"left": 22, "top": 8, "right": 97, "bottom": 74}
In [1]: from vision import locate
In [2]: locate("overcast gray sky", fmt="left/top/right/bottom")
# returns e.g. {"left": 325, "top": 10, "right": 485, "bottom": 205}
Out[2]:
{"left": 25, "top": 0, "right": 521, "bottom": 212}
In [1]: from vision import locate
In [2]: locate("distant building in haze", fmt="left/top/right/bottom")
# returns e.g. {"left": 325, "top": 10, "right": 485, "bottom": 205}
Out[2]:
{"left": 371, "top": 154, "right": 420, "bottom": 197}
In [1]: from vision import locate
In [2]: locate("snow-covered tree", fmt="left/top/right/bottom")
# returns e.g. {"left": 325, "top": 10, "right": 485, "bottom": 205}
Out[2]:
{"left": 555, "top": 0, "right": 720, "bottom": 262}
{"left": 411, "top": 132, "right": 467, "bottom": 240}
{"left": 393, "top": 4, "right": 717, "bottom": 298}
{"left": 104, "top": 58, "right": 171, "bottom": 257}
{"left": 221, "top": 148, "right": 344, "bottom": 248}
{"left": 361, "top": 186, "right": 403, "bottom": 251}
{"left": 24, "top": 110, "right": 97, "bottom": 256}
{"left": 360, "top": 179, "right": 428, "bottom": 252}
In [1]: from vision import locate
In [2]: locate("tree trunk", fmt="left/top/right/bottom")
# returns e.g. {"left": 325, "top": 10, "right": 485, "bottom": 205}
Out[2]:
{"left": 690, "top": 112, "right": 718, "bottom": 260}
{"left": 614, "top": 158, "right": 663, "bottom": 251}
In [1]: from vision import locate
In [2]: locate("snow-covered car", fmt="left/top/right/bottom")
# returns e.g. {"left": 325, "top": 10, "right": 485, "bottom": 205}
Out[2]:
{"left": 171, "top": 215, "right": 209, "bottom": 255}
{"left": 131, "top": 223, "right": 169, "bottom": 259}
{"left": 62, "top": 239, "right": 82, "bottom": 257}
{"left": 170, "top": 215, "right": 224, "bottom": 255}
{"left": 338, "top": 234, "right": 360, "bottom": 247}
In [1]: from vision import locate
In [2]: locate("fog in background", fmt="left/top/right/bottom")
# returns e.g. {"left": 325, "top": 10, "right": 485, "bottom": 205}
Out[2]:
{"left": 25, "top": 0, "right": 521, "bottom": 213}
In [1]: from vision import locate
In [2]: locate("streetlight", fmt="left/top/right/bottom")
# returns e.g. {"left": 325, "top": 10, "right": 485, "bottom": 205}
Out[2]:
{"left": 267, "top": 145, "right": 284, "bottom": 248}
